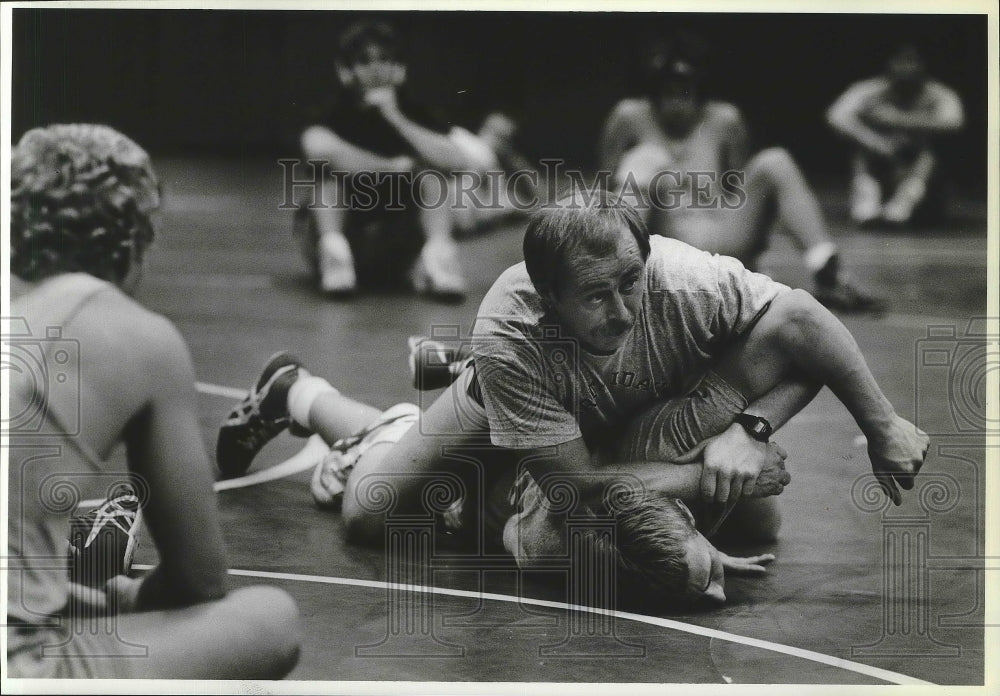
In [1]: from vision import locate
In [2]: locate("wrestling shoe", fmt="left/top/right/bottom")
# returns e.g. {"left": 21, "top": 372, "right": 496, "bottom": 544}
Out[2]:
{"left": 216, "top": 352, "right": 304, "bottom": 479}
{"left": 812, "top": 254, "right": 887, "bottom": 314}
{"left": 814, "top": 276, "right": 887, "bottom": 314}
{"left": 849, "top": 170, "right": 883, "bottom": 226}
{"left": 411, "top": 239, "right": 467, "bottom": 303}
{"left": 68, "top": 488, "right": 142, "bottom": 589}
{"left": 318, "top": 232, "right": 357, "bottom": 296}
{"left": 407, "top": 335, "right": 472, "bottom": 390}
{"left": 882, "top": 178, "right": 926, "bottom": 225}
{"left": 311, "top": 403, "right": 421, "bottom": 510}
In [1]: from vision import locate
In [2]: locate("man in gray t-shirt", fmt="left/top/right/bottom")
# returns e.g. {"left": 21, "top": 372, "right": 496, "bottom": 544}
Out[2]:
{"left": 472, "top": 235, "right": 785, "bottom": 454}
{"left": 220, "top": 189, "right": 929, "bottom": 605}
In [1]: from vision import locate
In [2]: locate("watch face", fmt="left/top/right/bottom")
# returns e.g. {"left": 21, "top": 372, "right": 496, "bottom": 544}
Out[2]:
{"left": 737, "top": 414, "right": 772, "bottom": 441}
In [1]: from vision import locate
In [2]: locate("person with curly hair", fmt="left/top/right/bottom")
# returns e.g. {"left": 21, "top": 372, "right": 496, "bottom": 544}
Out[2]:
{"left": 8, "top": 124, "right": 302, "bottom": 679}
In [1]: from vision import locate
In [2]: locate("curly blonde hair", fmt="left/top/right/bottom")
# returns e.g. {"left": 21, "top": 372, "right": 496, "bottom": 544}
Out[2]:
{"left": 11, "top": 124, "right": 160, "bottom": 283}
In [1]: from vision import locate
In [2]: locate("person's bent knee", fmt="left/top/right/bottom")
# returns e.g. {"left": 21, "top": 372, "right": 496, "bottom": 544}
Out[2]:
{"left": 751, "top": 146, "right": 797, "bottom": 174}
{"left": 232, "top": 586, "right": 302, "bottom": 678}
{"left": 301, "top": 125, "right": 337, "bottom": 162}
{"left": 765, "top": 288, "right": 822, "bottom": 341}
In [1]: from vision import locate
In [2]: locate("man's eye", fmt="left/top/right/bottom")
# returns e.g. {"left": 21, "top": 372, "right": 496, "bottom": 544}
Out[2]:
{"left": 585, "top": 294, "right": 604, "bottom": 305}
{"left": 621, "top": 278, "right": 638, "bottom": 293}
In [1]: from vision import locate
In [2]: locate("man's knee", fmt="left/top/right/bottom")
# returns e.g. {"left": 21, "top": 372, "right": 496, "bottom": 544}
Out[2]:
{"left": 749, "top": 147, "right": 797, "bottom": 177}
{"left": 300, "top": 125, "right": 337, "bottom": 161}
{"left": 757, "top": 289, "right": 822, "bottom": 348}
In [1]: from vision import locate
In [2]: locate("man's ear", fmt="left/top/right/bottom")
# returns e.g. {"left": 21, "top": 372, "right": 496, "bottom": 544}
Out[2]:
{"left": 335, "top": 62, "right": 354, "bottom": 87}
{"left": 675, "top": 499, "right": 698, "bottom": 526}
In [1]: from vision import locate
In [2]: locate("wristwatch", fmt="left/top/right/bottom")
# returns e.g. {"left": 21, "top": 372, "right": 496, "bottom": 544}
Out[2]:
{"left": 733, "top": 413, "right": 773, "bottom": 442}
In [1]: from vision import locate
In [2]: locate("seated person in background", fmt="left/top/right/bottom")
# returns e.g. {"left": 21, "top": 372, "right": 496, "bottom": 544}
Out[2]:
{"left": 218, "top": 190, "right": 928, "bottom": 606}
{"left": 297, "top": 19, "right": 486, "bottom": 300}
{"left": 8, "top": 124, "right": 301, "bottom": 679}
{"left": 827, "top": 43, "right": 964, "bottom": 227}
{"left": 600, "top": 32, "right": 884, "bottom": 313}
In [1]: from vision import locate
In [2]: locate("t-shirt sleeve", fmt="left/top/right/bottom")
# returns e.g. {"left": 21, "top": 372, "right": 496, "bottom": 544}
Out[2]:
{"left": 711, "top": 254, "right": 789, "bottom": 340}
{"left": 473, "top": 334, "right": 583, "bottom": 450}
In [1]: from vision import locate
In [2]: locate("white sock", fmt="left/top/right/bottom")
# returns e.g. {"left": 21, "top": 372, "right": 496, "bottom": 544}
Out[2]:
{"left": 804, "top": 242, "right": 837, "bottom": 273}
{"left": 288, "top": 374, "right": 338, "bottom": 430}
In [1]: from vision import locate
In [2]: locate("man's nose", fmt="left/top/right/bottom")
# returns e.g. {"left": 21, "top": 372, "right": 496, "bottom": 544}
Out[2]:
{"left": 607, "top": 293, "right": 632, "bottom": 325}
{"left": 702, "top": 581, "right": 726, "bottom": 605}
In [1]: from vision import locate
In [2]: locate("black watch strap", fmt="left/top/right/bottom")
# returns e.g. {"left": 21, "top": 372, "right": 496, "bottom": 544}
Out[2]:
{"left": 733, "top": 413, "right": 773, "bottom": 442}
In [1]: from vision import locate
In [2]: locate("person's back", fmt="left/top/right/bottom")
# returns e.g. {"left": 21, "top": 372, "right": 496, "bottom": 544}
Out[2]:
{"left": 7, "top": 123, "right": 301, "bottom": 680}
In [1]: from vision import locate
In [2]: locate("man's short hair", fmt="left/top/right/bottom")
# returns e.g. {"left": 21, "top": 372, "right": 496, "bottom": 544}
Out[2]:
{"left": 609, "top": 493, "right": 699, "bottom": 599}
{"left": 11, "top": 124, "right": 160, "bottom": 283}
{"left": 337, "top": 19, "right": 401, "bottom": 64}
{"left": 522, "top": 189, "right": 650, "bottom": 298}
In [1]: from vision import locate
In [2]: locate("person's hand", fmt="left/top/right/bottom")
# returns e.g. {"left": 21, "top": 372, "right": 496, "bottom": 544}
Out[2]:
{"left": 746, "top": 456, "right": 791, "bottom": 498}
{"left": 719, "top": 551, "right": 775, "bottom": 575}
{"left": 103, "top": 574, "right": 143, "bottom": 614}
{"left": 68, "top": 581, "right": 108, "bottom": 614}
{"left": 675, "top": 423, "right": 787, "bottom": 505}
{"left": 867, "top": 414, "right": 930, "bottom": 506}
{"left": 363, "top": 85, "right": 401, "bottom": 115}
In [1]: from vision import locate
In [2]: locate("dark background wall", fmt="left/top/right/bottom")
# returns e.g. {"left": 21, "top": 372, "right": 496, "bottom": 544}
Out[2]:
{"left": 11, "top": 10, "right": 989, "bottom": 190}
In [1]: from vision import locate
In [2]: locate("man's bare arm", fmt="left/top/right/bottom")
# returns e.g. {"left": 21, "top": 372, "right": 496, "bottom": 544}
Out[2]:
{"left": 124, "top": 313, "right": 230, "bottom": 610}
{"left": 366, "top": 88, "right": 471, "bottom": 172}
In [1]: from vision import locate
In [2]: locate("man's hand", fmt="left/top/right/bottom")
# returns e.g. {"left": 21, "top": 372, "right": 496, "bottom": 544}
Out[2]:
{"left": 867, "top": 414, "right": 930, "bottom": 506}
{"left": 363, "top": 85, "right": 401, "bottom": 115}
{"left": 747, "top": 456, "right": 791, "bottom": 498}
{"left": 675, "top": 423, "right": 787, "bottom": 505}
{"left": 103, "top": 574, "right": 143, "bottom": 614}
{"left": 719, "top": 551, "right": 775, "bottom": 575}
{"left": 68, "top": 581, "right": 108, "bottom": 614}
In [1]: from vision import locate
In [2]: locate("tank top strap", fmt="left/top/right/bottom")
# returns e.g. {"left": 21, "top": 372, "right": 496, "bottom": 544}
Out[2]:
{"left": 10, "top": 273, "right": 118, "bottom": 470}
{"left": 13, "top": 273, "right": 115, "bottom": 331}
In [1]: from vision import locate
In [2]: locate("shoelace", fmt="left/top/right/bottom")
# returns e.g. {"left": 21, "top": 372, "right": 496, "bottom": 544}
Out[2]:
{"left": 83, "top": 495, "right": 139, "bottom": 549}
{"left": 328, "top": 412, "right": 414, "bottom": 454}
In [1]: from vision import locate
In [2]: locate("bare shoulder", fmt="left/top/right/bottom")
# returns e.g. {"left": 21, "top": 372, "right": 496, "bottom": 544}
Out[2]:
{"left": 610, "top": 97, "right": 654, "bottom": 123}
{"left": 703, "top": 101, "right": 744, "bottom": 128}
{"left": 80, "top": 289, "right": 194, "bottom": 386}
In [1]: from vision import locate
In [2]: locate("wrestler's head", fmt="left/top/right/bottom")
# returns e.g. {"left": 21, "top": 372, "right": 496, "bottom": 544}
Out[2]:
{"left": 11, "top": 123, "right": 160, "bottom": 292}
{"left": 643, "top": 32, "right": 710, "bottom": 136}
{"left": 885, "top": 43, "right": 927, "bottom": 106}
{"left": 335, "top": 19, "right": 407, "bottom": 93}
{"left": 611, "top": 494, "right": 727, "bottom": 605}
{"left": 522, "top": 189, "right": 650, "bottom": 355}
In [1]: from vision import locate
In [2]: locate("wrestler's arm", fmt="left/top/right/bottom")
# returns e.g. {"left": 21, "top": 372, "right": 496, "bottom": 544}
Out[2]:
{"left": 123, "top": 312, "right": 230, "bottom": 610}
{"left": 520, "top": 433, "right": 787, "bottom": 511}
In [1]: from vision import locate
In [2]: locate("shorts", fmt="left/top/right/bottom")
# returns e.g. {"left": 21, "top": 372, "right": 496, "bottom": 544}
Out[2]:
{"left": 7, "top": 620, "right": 140, "bottom": 679}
